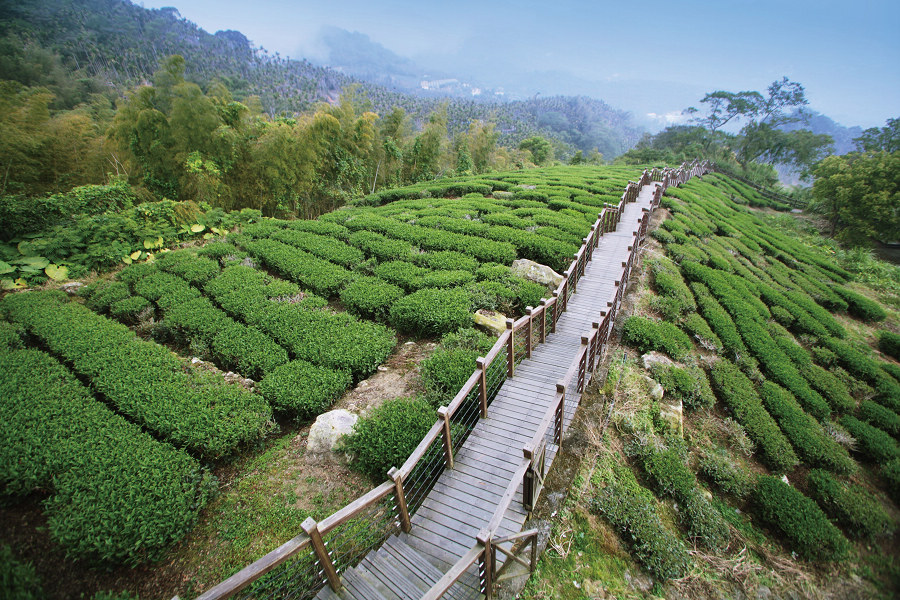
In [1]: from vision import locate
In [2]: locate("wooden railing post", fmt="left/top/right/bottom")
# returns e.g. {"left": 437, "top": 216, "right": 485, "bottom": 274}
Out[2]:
{"left": 388, "top": 467, "right": 412, "bottom": 533}
{"left": 525, "top": 307, "right": 533, "bottom": 358}
{"left": 478, "top": 529, "right": 494, "bottom": 599}
{"left": 438, "top": 406, "right": 454, "bottom": 469}
{"left": 523, "top": 445, "right": 536, "bottom": 511}
{"left": 550, "top": 291, "right": 559, "bottom": 333}
{"left": 301, "top": 517, "right": 341, "bottom": 592}
{"left": 578, "top": 336, "right": 589, "bottom": 392}
{"left": 539, "top": 299, "right": 548, "bottom": 343}
{"left": 554, "top": 383, "right": 565, "bottom": 445}
{"left": 477, "top": 357, "right": 488, "bottom": 417}
{"left": 505, "top": 318, "right": 515, "bottom": 378}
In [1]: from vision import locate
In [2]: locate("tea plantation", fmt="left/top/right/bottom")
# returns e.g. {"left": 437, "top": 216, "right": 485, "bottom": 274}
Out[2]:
{"left": 0, "top": 165, "right": 645, "bottom": 574}
{"left": 524, "top": 173, "right": 899, "bottom": 599}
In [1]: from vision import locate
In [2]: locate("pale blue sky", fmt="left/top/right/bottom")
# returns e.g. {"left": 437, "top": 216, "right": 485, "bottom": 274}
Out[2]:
{"left": 136, "top": 0, "right": 899, "bottom": 128}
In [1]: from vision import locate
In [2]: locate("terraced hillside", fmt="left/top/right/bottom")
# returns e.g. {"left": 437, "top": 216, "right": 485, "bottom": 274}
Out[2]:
{"left": 1, "top": 165, "right": 649, "bottom": 598}
{"left": 522, "top": 173, "right": 899, "bottom": 599}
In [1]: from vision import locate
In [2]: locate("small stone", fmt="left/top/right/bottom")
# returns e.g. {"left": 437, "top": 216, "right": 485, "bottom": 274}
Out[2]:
{"left": 658, "top": 398, "right": 683, "bottom": 437}
{"left": 642, "top": 375, "right": 665, "bottom": 400}
{"left": 356, "top": 380, "right": 370, "bottom": 389}
{"left": 781, "top": 474, "right": 790, "bottom": 485}
{"left": 404, "top": 341, "right": 416, "bottom": 345}
{"left": 240, "top": 257, "right": 257, "bottom": 268}
{"left": 61, "top": 281, "right": 84, "bottom": 294}
{"left": 191, "top": 357, "right": 202, "bottom": 364}
{"left": 641, "top": 351, "right": 675, "bottom": 370}
{"left": 757, "top": 585, "right": 772, "bottom": 600}
{"left": 511, "top": 258, "right": 564, "bottom": 288}
{"left": 377, "top": 365, "right": 389, "bottom": 372}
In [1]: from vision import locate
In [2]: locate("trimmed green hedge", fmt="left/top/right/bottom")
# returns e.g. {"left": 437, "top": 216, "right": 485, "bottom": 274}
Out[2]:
{"left": 834, "top": 287, "right": 887, "bottom": 322}
{"left": 758, "top": 382, "right": 855, "bottom": 474}
{"left": 271, "top": 228, "right": 364, "bottom": 268}
{"left": 2, "top": 292, "right": 272, "bottom": 457}
{"left": 840, "top": 415, "right": 900, "bottom": 462}
{"left": 638, "top": 444, "right": 729, "bottom": 549}
{"left": 879, "top": 331, "right": 900, "bottom": 361}
{"left": 343, "top": 398, "right": 435, "bottom": 482}
{"left": 752, "top": 475, "right": 849, "bottom": 561}
{"left": 622, "top": 316, "right": 693, "bottom": 360}
{"left": 243, "top": 238, "right": 354, "bottom": 297}
{"left": 339, "top": 276, "right": 405, "bottom": 321}
{"left": 389, "top": 288, "right": 472, "bottom": 337}
{"left": 698, "top": 448, "right": 753, "bottom": 499}
{"left": 709, "top": 360, "right": 798, "bottom": 472}
{"left": 859, "top": 400, "right": 900, "bottom": 436}
{"left": 0, "top": 346, "right": 213, "bottom": 565}
{"left": 590, "top": 463, "right": 690, "bottom": 580}
{"left": 649, "top": 363, "right": 715, "bottom": 409}
{"left": 257, "top": 360, "right": 351, "bottom": 421}
{"left": 807, "top": 469, "right": 894, "bottom": 539}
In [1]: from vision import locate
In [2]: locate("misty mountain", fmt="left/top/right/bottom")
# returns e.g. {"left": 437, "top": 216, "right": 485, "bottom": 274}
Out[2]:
{"left": 781, "top": 110, "right": 864, "bottom": 155}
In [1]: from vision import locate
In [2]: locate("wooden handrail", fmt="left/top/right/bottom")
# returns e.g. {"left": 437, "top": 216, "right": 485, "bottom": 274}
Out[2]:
{"left": 319, "top": 481, "right": 394, "bottom": 533}
{"left": 420, "top": 546, "right": 483, "bottom": 600}
{"left": 446, "top": 369, "right": 483, "bottom": 415}
{"left": 399, "top": 420, "right": 444, "bottom": 478}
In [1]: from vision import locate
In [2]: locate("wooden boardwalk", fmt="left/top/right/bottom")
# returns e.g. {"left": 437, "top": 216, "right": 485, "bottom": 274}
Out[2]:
{"left": 318, "top": 183, "right": 661, "bottom": 600}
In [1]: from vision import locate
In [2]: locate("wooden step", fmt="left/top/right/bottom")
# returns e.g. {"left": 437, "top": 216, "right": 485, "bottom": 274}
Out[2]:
{"left": 315, "top": 565, "right": 388, "bottom": 600}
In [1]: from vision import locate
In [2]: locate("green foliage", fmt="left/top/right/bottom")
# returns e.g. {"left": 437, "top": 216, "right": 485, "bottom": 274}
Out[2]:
{"left": 637, "top": 443, "right": 729, "bottom": 549}
{"left": 883, "top": 458, "right": 900, "bottom": 502}
{"left": 257, "top": 361, "right": 351, "bottom": 421}
{"left": 85, "top": 280, "right": 131, "bottom": 313}
{"left": 590, "top": 463, "right": 690, "bottom": 580}
{"left": 752, "top": 475, "right": 850, "bottom": 561}
{"left": 109, "top": 295, "right": 151, "bottom": 324}
{"left": 859, "top": 400, "right": 900, "bottom": 436}
{"left": 758, "top": 382, "right": 856, "bottom": 474}
{"left": 823, "top": 336, "right": 900, "bottom": 407}
{"left": 878, "top": 331, "right": 900, "bottom": 361}
{"left": 0, "top": 347, "right": 213, "bottom": 566}
{"left": 0, "top": 545, "right": 42, "bottom": 600}
{"left": 243, "top": 238, "right": 354, "bottom": 297}
{"left": 649, "top": 363, "right": 715, "bottom": 409}
{"left": 271, "top": 228, "right": 364, "bottom": 268}
{"left": 344, "top": 398, "right": 435, "bottom": 482}
{"left": 698, "top": 449, "right": 753, "bottom": 499}
{"left": 389, "top": 287, "right": 471, "bottom": 337}
{"left": 806, "top": 469, "right": 894, "bottom": 539}
{"left": 339, "top": 276, "right": 404, "bottom": 321}
{"left": 420, "top": 329, "right": 494, "bottom": 400}
{"left": 834, "top": 286, "right": 887, "bottom": 322}
{"left": 680, "top": 311, "right": 723, "bottom": 353}
{"left": 622, "top": 316, "right": 693, "bottom": 360}
{"left": 709, "top": 360, "right": 798, "bottom": 472}
{"left": 649, "top": 257, "right": 696, "bottom": 319}
{"left": 2, "top": 291, "right": 272, "bottom": 457}
{"left": 840, "top": 415, "right": 900, "bottom": 463}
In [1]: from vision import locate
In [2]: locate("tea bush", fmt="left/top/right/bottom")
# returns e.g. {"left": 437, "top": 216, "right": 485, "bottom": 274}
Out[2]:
{"left": 879, "top": 331, "right": 900, "bottom": 361}
{"left": 834, "top": 287, "right": 887, "bottom": 322}
{"left": 840, "top": 416, "right": 900, "bottom": 462}
{"left": 390, "top": 288, "right": 471, "bottom": 337}
{"left": 343, "top": 398, "right": 435, "bottom": 482}
{"left": 339, "top": 276, "right": 405, "bottom": 321}
{"left": 257, "top": 361, "right": 351, "bottom": 420}
{"left": 807, "top": 469, "right": 894, "bottom": 539}
{"left": 622, "top": 316, "right": 693, "bottom": 360}
{"left": 752, "top": 475, "right": 849, "bottom": 561}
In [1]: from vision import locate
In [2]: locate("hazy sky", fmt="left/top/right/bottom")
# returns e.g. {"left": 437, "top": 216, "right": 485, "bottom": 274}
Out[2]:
{"left": 136, "top": 0, "right": 899, "bottom": 128}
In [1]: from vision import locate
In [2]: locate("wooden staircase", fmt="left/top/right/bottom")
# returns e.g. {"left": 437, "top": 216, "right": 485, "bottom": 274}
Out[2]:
{"left": 317, "top": 536, "right": 480, "bottom": 600}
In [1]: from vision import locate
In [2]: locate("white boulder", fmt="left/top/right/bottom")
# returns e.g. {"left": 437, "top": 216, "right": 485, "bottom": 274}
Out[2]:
{"left": 306, "top": 409, "right": 358, "bottom": 464}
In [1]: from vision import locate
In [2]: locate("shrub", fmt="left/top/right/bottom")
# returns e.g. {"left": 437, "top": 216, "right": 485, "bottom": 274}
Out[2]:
{"left": 243, "top": 238, "right": 354, "bottom": 297}
{"left": 758, "top": 382, "right": 856, "bottom": 474}
{"left": 390, "top": 288, "right": 472, "bottom": 337}
{"left": 698, "top": 449, "right": 753, "bottom": 499}
{"left": 85, "top": 281, "right": 131, "bottom": 313}
{"left": 420, "top": 346, "right": 481, "bottom": 401}
{"left": 0, "top": 347, "right": 213, "bottom": 566}
{"left": 840, "top": 415, "right": 900, "bottom": 462}
{"left": 638, "top": 444, "right": 730, "bottom": 549}
{"left": 823, "top": 337, "right": 900, "bottom": 408}
{"left": 649, "top": 363, "right": 715, "bottom": 409}
{"left": 109, "top": 295, "right": 152, "bottom": 324}
{"left": 752, "top": 475, "right": 849, "bottom": 561}
{"left": 590, "top": 463, "right": 690, "bottom": 580}
{"left": 340, "top": 276, "right": 405, "bottom": 321}
{"left": 343, "top": 398, "right": 435, "bottom": 482}
{"left": 859, "top": 400, "right": 900, "bottom": 436}
{"left": 414, "top": 251, "right": 479, "bottom": 272}
{"left": 257, "top": 361, "right": 351, "bottom": 420}
{"left": 348, "top": 230, "right": 413, "bottom": 262}
{"left": 475, "top": 262, "right": 511, "bottom": 281}
{"left": 709, "top": 360, "right": 798, "bottom": 472}
{"left": 681, "top": 312, "right": 723, "bottom": 353}
{"left": 271, "top": 229, "right": 364, "bottom": 268}
{"left": 0, "top": 545, "right": 42, "bottom": 599}
{"left": 807, "top": 469, "right": 894, "bottom": 539}
{"left": 690, "top": 283, "right": 755, "bottom": 368}
{"left": 421, "top": 269, "right": 475, "bottom": 289}
{"left": 834, "top": 287, "right": 887, "bottom": 322}
{"left": 374, "top": 260, "right": 429, "bottom": 291}
{"left": 156, "top": 250, "right": 221, "bottom": 285}
{"left": 879, "top": 331, "right": 900, "bottom": 361}
{"left": 649, "top": 258, "right": 696, "bottom": 318}
{"left": 2, "top": 292, "right": 272, "bottom": 457}
{"left": 622, "top": 316, "right": 693, "bottom": 360}
{"left": 882, "top": 458, "right": 900, "bottom": 501}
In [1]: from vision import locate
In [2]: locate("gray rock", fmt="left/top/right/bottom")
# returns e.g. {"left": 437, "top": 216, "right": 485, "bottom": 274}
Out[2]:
{"left": 474, "top": 309, "right": 507, "bottom": 335}
{"left": 61, "top": 281, "right": 84, "bottom": 295}
{"left": 640, "top": 351, "right": 675, "bottom": 370}
{"left": 642, "top": 375, "right": 665, "bottom": 400}
{"left": 306, "top": 409, "right": 358, "bottom": 465}
{"left": 659, "top": 398, "right": 683, "bottom": 437}
{"left": 757, "top": 585, "right": 772, "bottom": 600}
{"left": 511, "top": 259, "right": 564, "bottom": 288}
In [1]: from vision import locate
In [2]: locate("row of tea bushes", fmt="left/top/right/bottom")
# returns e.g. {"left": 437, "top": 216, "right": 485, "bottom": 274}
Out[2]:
{"left": 0, "top": 334, "right": 213, "bottom": 565}
{"left": 1, "top": 291, "right": 273, "bottom": 457}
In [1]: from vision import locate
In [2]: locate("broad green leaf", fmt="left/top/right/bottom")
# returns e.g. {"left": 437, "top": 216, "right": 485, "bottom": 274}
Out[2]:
{"left": 130, "top": 250, "right": 142, "bottom": 260}
{"left": 122, "top": 256, "right": 133, "bottom": 265}
{"left": 17, "top": 265, "right": 41, "bottom": 273}
{"left": 190, "top": 223, "right": 205, "bottom": 233}
{"left": 0, "top": 260, "right": 13, "bottom": 275}
{"left": 203, "top": 232, "right": 214, "bottom": 239}
{"left": 17, "top": 256, "right": 50, "bottom": 268}
{"left": 143, "top": 238, "right": 155, "bottom": 249}
{"left": 1, "top": 278, "right": 27, "bottom": 290}
{"left": 17, "top": 241, "right": 37, "bottom": 255}
{"left": 45, "top": 264, "right": 69, "bottom": 281}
